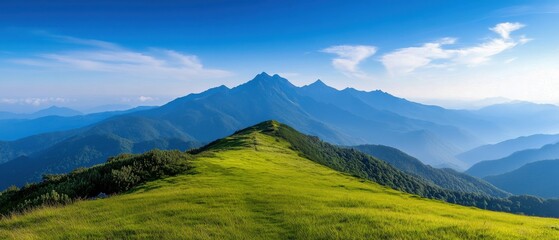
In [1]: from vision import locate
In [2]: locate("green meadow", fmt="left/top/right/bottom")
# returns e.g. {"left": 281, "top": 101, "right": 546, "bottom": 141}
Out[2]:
{"left": 1, "top": 128, "right": 559, "bottom": 239}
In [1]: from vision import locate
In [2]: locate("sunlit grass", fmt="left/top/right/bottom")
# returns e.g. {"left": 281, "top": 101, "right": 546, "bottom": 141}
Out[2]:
{"left": 1, "top": 131, "right": 558, "bottom": 239}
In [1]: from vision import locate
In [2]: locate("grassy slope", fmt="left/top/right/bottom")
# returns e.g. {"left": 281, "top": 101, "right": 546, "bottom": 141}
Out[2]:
{"left": 1, "top": 129, "right": 559, "bottom": 239}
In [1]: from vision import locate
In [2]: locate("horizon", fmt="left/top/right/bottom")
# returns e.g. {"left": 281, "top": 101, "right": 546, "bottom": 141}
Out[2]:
{"left": 0, "top": 71, "right": 548, "bottom": 114}
{"left": 2, "top": 1, "right": 559, "bottom": 111}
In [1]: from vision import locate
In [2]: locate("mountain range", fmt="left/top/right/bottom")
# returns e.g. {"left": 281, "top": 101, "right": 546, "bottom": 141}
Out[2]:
{"left": 1, "top": 73, "right": 559, "bottom": 190}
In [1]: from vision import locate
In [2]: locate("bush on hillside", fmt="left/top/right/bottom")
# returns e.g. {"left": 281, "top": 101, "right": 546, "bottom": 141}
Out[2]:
{"left": 0, "top": 149, "right": 192, "bottom": 217}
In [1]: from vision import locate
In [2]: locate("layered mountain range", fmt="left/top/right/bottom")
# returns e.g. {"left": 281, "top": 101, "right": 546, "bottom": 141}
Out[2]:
{"left": 1, "top": 73, "right": 559, "bottom": 192}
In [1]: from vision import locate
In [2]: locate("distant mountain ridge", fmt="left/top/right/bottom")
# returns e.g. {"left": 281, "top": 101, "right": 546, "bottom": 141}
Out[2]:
{"left": 466, "top": 141, "right": 559, "bottom": 178}
{"left": 0, "top": 106, "right": 155, "bottom": 141}
{"left": 0, "top": 106, "right": 82, "bottom": 120}
{"left": 353, "top": 144, "right": 509, "bottom": 197}
{"left": 297, "top": 79, "right": 485, "bottom": 169}
{"left": 457, "top": 133, "right": 559, "bottom": 167}
{"left": 472, "top": 101, "right": 559, "bottom": 139}
{"left": 484, "top": 159, "right": 559, "bottom": 198}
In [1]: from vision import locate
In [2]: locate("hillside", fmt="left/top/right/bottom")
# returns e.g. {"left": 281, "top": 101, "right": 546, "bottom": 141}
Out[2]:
{"left": 1, "top": 121, "right": 558, "bottom": 239}
{"left": 457, "top": 134, "right": 559, "bottom": 167}
{"left": 352, "top": 144, "right": 509, "bottom": 197}
{"left": 467, "top": 142, "right": 559, "bottom": 178}
{"left": 485, "top": 159, "right": 559, "bottom": 198}
{"left": 0, "top": 116, "right": 200, "bottom": 189}
{"left": 0, "top": 131, "right": 77, "bottom": 164}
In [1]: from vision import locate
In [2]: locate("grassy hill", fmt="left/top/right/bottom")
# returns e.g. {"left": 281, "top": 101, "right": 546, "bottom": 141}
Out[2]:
{"left": 1, "top": 121, "right": 559, "bottom": 239}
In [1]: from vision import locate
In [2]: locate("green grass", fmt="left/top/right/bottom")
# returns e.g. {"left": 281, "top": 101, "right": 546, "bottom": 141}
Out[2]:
{"left": 1, "top": 129, "right": 559, "bottom": 239}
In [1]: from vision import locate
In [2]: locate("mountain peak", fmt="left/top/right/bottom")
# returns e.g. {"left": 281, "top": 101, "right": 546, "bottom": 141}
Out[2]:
{"left": 41, "top": 105, "right": 72, "bottom": 111}
{"left": 309, "top": 79, "right": 327, "bottom": 87}
{"left": 32, "top": 106, "right": 82, "bottom": 117}
{"left": 210, "top": 84, "right": 229, "bottom": 91}
{"left": 252, "top": 72, "right": 285, "bottom": 81}
{"left": 301, "top": 79, "right": 338, "bottom": 94}
{"left": 239, "top": 72, "right": 294, "bottom": 90}
{"left": 256, "top": 72, "right": 271, "bottom": 78}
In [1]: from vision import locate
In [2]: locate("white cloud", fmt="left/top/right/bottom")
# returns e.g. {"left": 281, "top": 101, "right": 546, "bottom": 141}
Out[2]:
{"left": 451, "top": 38, "right": 519, "bottom": 65}
{"left": 490, "top": 22, "right": 524, "bottom": 39}
{"left": 0, "top": 97, "right": 69, "bottom": 106}
{"left": 381, "top": 22, "right": 529, "bottom": 76}
{"left": 0, "top": 99, "right": 18, "bottom": 104}
{"left": 322, "top": 45, "right": 377, "bottom": 78}
{"left": 138, "top": 96, "right": 156, "bottom": 102}
{"left": 381, "top": 38, "right": 456, "bottom": 75}
{"left": 505, "top": 57, "right": 518, "bottom": 64}
{"left": 12, "top": 35, "right": 232, "bottom": 80}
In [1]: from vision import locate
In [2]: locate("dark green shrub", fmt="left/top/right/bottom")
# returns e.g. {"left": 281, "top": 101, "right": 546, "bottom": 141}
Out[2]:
{"left": 0, "top": 150, "right": 192, "bottom": 217}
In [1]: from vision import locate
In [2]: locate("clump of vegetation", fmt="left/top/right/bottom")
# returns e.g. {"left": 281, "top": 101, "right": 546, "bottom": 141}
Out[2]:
{"left": 0, "top": 149, "right": 192, "bottom": 217}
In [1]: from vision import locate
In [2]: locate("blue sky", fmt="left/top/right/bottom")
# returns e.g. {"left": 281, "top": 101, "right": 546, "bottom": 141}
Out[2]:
{"left": 1, "top": 0, "right": 559, "bottom": 112}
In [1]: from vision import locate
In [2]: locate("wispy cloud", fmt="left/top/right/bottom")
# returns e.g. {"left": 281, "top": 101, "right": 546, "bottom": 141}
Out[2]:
{"left": 380, "top": 38, "right": 456, "bottom": 75}
{"left": 322, "top": 45, "right": 377, "bottom": 79}
{"left": 504, "top": 57, "right": 518, "bottom": 64}
{"left": 0, "top": 97, "right": 70, "bottom": 106}
{"left": 490, "top": 22, "right": 524, "bottom": 39}
{"left": 381, "top": 22, "right": 530, "bottom": 76}
{"left": 491, "top": 4, "right": 559, "bottom": 18}
{"left": 120, "top": 96, "right": 158, "bottom": 103}
{"left": 35, "top": 31, "right": 121, "bottom": 50}
{"left": 12, "top": 34, "right": 232, "bottom": 80}
{"left": 138, "top": 96, "right": 156, "bottom": 102}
